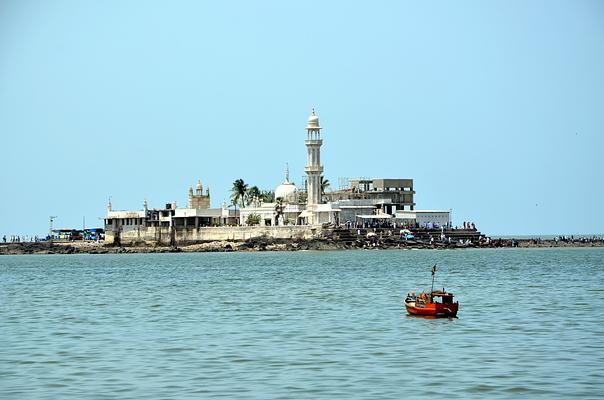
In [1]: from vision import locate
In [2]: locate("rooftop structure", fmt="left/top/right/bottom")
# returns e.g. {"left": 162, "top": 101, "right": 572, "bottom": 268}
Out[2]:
{"left": 325, "top": 178, "right": 415, "bottom": 215}
{"left": 188, "top": 180, "right": 210, "bottom": 209}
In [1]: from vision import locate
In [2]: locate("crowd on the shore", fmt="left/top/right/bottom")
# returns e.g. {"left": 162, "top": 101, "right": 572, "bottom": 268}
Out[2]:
{"left": 2, "top": 235, "right": 43, "bottom": 243}
{"left": 554, "top": 235, "right": 604, "bottom": 244}
{"left": 341, "top": 220, "right": 478, "bottom": 231}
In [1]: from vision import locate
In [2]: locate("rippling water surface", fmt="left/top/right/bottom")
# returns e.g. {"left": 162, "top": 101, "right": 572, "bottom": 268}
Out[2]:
{"left": 2, "top": 248, "right": 604, "bottom": 399}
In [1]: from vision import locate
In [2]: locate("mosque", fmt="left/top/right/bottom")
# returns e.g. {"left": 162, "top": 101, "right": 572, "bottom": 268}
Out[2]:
{"left": 104, "top": 109, "right": 448, "bottom": 245}
{"left": 239, "top": 109, "right": 341, "bottom": 226}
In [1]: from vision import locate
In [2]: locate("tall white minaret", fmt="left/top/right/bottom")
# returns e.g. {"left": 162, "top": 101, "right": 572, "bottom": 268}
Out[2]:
{"left": 305, "top": 108, "right": 324, "bottom": 218}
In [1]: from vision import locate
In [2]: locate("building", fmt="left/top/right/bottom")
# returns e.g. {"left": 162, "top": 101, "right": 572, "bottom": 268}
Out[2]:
{"left": 325, "top": 178, "right": 415, "bottom": 215}
{"left": 104, "top": 108, "right": 450, "bottom": 245}
{"left": 104, "top": 182, "right": 238, "bottom": 245}
{"left": 395, "top": 210, "right": 451, "bottom": 229}
{"left": 239, "top": 166, "right": 307, "bottom": 226}
{"left": 188, "top": 180, "right": 210, "bottom": 209}
{"left": 238, "top": 109, "right": 339, "bottom": 226}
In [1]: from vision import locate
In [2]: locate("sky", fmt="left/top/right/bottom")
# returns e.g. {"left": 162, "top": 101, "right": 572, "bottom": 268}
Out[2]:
{"left": 0, "top": 0, "right": 603, "bottom": 236}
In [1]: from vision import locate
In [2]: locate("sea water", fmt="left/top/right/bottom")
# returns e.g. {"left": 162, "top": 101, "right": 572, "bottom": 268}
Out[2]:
{"left": 1, "top": 248, "right": 603, "bottom": 399}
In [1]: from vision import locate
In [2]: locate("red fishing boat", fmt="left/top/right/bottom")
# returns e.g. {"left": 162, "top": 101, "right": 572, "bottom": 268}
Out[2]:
{"left": 404, "top": 265, "right": 459, "bottom": 318}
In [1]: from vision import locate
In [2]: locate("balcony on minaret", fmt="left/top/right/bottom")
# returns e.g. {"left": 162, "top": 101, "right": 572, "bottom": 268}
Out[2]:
{"left": 304, "top": 138, "right": 323, "bottom": 146}
{"left": 304, "top": 165, "right": 324, "bottom": 173}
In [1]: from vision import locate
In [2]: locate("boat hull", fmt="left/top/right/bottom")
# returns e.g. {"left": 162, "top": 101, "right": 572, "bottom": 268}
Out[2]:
{"left": 404, "top": 301, "right": 458, "bottom": 318}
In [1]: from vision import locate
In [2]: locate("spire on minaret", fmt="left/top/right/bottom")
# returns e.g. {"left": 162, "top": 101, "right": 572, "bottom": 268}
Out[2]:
{"left": 196, "top": 179, "right": 203, "bottom": 195}
{"left": 107, "top": 197, "right": 112, "bottom": 212}
{"left": 284, "top": 163, "right": 290, "bottom": 184}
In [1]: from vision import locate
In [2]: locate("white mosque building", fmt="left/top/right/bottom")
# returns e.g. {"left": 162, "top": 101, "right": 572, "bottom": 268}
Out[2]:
{"left": 239, "top": 109, "right": 340, "bottom": 226}
{"left": 104, "top": 108, "right": 449, "bottom": 245}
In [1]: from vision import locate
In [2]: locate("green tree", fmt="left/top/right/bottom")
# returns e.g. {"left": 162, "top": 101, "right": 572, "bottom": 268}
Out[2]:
{"left": 274, "top": 197, "right": 284, "bottom": 225}
{"left": 261, "top": 190, "right": 275, "bottom": 203}
{"left": 231, "top": 179, "right": 248, "bottom": 210}
{"left": 245, "top": 213, "right": 261, "bottom": 226}
{"left": 320, "top": 176, "right": 330, "bottom": 201}
{"left": 246, "top": 186, "right": 261, "bottom": 205}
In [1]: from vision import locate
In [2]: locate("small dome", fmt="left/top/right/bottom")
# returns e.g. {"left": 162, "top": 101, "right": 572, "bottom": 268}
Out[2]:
{"left": 275, "top": 181, "right": 298, "bottom": 203}
{"left": 306, "top": 108, "right": 320, "bottom": 129}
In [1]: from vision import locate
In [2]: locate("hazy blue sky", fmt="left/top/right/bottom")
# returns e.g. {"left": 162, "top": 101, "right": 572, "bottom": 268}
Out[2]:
{"left": 1, "top": 0, "right": 602, "bottom": 236}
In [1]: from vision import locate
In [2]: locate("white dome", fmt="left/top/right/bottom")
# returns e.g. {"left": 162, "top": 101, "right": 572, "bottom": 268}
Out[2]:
{"left": 275, "top": 182, "right": 298, "bottom": 203}
{"left": 306, "top": 109, "right": 320, "bottom": 129}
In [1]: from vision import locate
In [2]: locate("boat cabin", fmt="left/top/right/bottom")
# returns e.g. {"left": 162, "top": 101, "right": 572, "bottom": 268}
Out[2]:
{"left": 431, "top": 292, "right": 455, "bottom": 304}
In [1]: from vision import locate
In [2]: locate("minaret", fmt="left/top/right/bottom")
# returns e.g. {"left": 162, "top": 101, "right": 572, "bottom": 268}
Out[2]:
{"left": 304, "top": 108, "right": 324, "bottom": 219}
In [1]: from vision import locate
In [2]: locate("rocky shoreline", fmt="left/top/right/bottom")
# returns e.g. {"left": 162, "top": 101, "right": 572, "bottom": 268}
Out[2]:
{"left": 1, "top": 236, "right": 603, "bottom": 255}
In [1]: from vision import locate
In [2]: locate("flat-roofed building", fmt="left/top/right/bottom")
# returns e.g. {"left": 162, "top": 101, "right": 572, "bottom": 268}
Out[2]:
{"left": 325, "top": 178, "right": 415, "bottom": 215}
{"left": 395, "top": 209, "right": 451, "bottom": 229}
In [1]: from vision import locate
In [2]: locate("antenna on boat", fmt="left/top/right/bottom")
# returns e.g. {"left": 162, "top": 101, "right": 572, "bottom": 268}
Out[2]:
{"left": 431, "top": 264, "right": 437, "bottom": 294}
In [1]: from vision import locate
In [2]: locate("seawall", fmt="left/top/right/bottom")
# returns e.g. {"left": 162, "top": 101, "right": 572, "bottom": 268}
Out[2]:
{"left": 105, "top": 225, "right": 322, "bottom": 246}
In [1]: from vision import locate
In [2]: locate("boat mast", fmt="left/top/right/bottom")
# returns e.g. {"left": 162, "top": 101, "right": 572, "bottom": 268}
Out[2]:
{"left": 430, "top": 264, "right": 437, "bottom": 294}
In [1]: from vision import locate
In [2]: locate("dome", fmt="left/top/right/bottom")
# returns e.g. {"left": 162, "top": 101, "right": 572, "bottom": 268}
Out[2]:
{"left": 306, "top": 108, "right": 320, "bottom": 129}
{"left": 275, "top": 164, "right": 298, "bottom": 202}
{"left": 275, "top": 181, "right": 298, "bottom": 203}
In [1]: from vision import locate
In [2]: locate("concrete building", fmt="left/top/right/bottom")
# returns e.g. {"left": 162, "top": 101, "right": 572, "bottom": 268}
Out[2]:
{"left": 395, "top": 210, "right": 451, "bottom": 229}
{"left": 325, "top": 178, "right": 415, "bottom": 215}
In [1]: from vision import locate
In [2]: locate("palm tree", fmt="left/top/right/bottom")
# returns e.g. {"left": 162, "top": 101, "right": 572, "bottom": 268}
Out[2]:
{"left": 274, "top": 197, "right": 284, "bottom": 225}
{"left": 231, "top": 179, "right": 248, "bottom": 210}
{"left": 261, "top": 190, "right": 275, "bottom": 203}
{"left": 320, "top": 177, "right": 330, "bottom": 201}
{"left": 246, "top": 186, "right": 261, "bottom": 205}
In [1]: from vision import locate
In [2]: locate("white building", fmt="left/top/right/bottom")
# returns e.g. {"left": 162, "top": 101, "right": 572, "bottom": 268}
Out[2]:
{"left": 395, "top": 210, "right": 451, "bottom": 229}
{"left": 239, "top": 109, "right": 339, "bottom": 226}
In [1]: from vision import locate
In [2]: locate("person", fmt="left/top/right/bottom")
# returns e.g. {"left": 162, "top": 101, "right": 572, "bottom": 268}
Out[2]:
{"left": 419, "top": 292, "right": 425, "bottom": 303}
{"left": 2, "top": 235, "right": 5, "bottom": 243}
